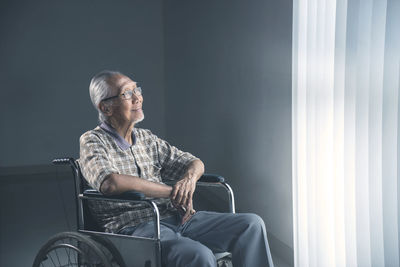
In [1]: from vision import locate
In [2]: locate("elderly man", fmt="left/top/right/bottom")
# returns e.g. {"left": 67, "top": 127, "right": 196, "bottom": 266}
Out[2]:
{"left": 79, "top": 70, "right": 274, "bottom": 267}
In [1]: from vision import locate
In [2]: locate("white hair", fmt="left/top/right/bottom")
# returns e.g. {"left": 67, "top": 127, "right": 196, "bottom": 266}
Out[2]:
{"left": 89, "top": 70, "right": 122, "bottom": 123}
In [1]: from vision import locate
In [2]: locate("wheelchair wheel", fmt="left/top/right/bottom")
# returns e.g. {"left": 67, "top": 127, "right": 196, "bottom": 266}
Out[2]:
{"left": 33, "top": 231, "right": 112, "bottom": 267}
{"left": 89, "top": 235, "right": 126, "bottom": 267}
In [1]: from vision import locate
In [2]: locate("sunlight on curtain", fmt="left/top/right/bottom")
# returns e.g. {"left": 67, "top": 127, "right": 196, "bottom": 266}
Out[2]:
{"left": 292, "top": 0, "right": 400, "bottom": 266}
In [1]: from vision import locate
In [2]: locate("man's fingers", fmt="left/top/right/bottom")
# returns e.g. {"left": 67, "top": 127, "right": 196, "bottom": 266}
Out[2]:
{"left": 176, "top": 193, "right": 184, "bottom": 206}
{"left": 171, "top": 183, "right": 184, "bottom": 203}
{"left": 181, "top": 206, "right": 195, "bottom": 224}
{"left": 172, "top": 179, "right": 196, "bottom": 207}
{"left": 171, "top": 185, "right": 179, "bottom": 200}
{"left": 176, "top": 186, "right": 188, "bottom": 206}
{"left": 179, "top": 193, "right": 188, "bottom": 206}
{"left": 185, "top": 191, "right": 193, "bottom": 208}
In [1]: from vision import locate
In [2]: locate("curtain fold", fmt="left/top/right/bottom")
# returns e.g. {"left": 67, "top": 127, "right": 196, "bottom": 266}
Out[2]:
{"left": 292, "top": 0, "right": 400, "bottom": 266}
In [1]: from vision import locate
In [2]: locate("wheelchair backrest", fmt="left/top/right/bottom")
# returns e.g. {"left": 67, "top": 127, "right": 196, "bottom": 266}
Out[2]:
{"left": 73, "top": 160, "right": 103, "bottom": 232}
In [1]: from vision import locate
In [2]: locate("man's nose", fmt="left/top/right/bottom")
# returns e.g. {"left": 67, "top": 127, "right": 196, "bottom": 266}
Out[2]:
{"left": 132, "top": 94, "right": 142, "bottom": 103}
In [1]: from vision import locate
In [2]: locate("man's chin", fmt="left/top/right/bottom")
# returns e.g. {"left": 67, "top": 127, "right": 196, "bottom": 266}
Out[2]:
{"left": 133, "top": 114, "right": 145, "bottom": 124}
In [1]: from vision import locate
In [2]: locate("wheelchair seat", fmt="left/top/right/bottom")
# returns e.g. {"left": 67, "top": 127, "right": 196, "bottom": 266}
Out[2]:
{"left": 33, "top": 158, "right": 235, "bottom": 267}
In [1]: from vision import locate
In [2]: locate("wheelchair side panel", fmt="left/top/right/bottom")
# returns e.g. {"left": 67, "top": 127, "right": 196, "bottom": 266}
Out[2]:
{"left": 82, "top": 230, "right": 161, "bottom": 267}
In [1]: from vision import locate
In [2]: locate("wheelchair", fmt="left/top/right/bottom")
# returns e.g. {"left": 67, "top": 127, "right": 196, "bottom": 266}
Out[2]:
{"left": 33, "top": 158, "right": 236, "bottom": 267}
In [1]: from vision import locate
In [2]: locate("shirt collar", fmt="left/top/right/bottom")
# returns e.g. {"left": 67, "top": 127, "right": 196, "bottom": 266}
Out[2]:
{"left": 99, "top": 122, "right": 136, "bottom": 150}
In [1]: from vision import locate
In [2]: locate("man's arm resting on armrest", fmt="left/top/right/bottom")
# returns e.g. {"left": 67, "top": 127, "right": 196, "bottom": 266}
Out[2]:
{"left": 101, "top": 173, "right": 172, "bottom": 198}
{"left": 171, "top": 159, "right": 205, "bottom": 207}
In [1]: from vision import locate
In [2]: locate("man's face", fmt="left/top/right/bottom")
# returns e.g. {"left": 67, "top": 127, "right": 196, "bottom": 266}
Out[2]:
{"left": 107, "top": 74, "right": 144, "bottom": 125}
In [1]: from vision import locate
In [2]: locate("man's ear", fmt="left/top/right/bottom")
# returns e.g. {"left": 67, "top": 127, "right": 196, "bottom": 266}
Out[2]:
{"left": 99, "top": 102, "right": 112, "bottom": 116}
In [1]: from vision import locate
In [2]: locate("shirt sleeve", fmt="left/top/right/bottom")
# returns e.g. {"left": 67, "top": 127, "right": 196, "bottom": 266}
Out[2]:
{"left": 147, "top": 130, "right": 199, "bottom": 181}
{"left": 79, "top": 132, "right": 119, "bottom": 192}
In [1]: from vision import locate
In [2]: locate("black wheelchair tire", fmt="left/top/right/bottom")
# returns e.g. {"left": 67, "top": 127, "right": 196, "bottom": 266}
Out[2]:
{"left": 32, "top": 231, "right": 112, "bottom": 267}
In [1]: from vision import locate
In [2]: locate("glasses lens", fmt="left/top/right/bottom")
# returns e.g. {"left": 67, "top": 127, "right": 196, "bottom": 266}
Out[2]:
{"left": 121, "top": 87, "right": 141, "bottom": 100}
{"left": 122, "top": 90, "right": 134, "bottom": 99}
{"left": 134, "top": 87, "right": 142, "bottom": 95}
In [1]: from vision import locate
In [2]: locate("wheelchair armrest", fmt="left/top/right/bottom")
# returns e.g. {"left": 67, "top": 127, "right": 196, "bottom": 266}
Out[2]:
{"left": 198, "top": 173, "right": 225, "bottom": 183}
{"left": 164, "top": 174, "right": 234, "bottom": 213}
{"left": 52, "top": 157, "right": 75, "bottom": 165}
{"left": 83, "top": 189, "right": 146, "bottom": 201}
{"left": 164, "top": 173, "right": 225, "bottom": 185}
{"left": 81, "top": 189, "right": 161, "bottom": 240}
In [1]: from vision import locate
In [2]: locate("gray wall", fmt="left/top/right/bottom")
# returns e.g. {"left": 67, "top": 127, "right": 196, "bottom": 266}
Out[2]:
{"left": 0, "top": 0, "right": 166, "bottom": 167}
{"left": 0, "top": 1, "right": 166, "bottom": 266}
{"left": 163, "top": 0, "right": 293, "bottom": 259}
{"left": 1, "top": 0, "right": 294, "bottom": 266}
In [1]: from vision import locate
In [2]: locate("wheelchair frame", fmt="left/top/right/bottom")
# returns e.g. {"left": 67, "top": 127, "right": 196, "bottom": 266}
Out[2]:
{"left": 37, "top": 157, "right": 236, "bottom": 267}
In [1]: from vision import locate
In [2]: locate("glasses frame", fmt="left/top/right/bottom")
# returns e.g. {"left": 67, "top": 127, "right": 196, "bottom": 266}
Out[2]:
{"left": 101, "top": 87, "right": 142, "bottom": 102}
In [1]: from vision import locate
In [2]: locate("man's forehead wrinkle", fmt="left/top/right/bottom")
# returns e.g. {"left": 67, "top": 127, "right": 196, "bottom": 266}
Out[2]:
{"left": 118, "top": 79, "right": 137, "bottom": 93}
{"left": 107, "top": 74, "right": 135, "bottom": 93}
{"left": 118, "top": 78, "right": 136, "bottom": 93}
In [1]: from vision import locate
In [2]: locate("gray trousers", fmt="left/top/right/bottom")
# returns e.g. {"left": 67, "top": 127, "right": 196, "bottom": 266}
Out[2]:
{"left": 119, "top": 211, "right": 274, "bottom": 267}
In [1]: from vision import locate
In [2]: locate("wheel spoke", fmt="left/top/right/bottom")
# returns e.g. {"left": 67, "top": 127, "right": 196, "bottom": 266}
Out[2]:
{"left": 53, "top": 247, "right": 62, "bottom": 266}
{"left": 64, "top": 246, "right": 72, "bottom": 266}
{"left": 34, "top": 232, "right": 112, "bottom": 267}
{"left": 47, "top": 252, "right": 57, "bottom": 266}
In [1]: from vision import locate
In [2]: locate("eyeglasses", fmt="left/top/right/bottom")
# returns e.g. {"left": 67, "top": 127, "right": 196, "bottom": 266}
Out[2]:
{"left": 102, "top": 87, "right": 142, "bottom": 102}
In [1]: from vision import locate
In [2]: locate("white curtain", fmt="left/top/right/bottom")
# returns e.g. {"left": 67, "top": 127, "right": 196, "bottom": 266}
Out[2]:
{"left": 292, "top": 0, "right": 400, "bottom": 266}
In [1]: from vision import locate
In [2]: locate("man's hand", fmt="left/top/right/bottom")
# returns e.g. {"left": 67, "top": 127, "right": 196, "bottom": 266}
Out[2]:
{"left": 181, "top": 200, "right": 196, "bottom": 224}
{"left": 170, "top": 159, "right": 204, "bottom": 207}
{"left": 170, "top": 159, "right": 204, "bottom": 224}
{"left": 173, "top": 199, "right": 196, "bottom": 224}
{"left": 171, "top": 175, "right": 196, "bottom": 208}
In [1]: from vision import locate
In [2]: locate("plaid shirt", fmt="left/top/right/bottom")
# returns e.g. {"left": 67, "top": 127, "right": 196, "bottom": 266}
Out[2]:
{"left": 79, "top": 123, "right": 198, "bottom": 233}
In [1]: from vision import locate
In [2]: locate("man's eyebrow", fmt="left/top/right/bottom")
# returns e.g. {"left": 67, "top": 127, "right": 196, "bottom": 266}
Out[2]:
{"left": 119, "top": 81, "right": 137, "bottom": 92}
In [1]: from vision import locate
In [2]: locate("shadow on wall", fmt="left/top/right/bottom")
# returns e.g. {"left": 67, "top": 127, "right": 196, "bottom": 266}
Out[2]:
{"left": 0, "top": 166, "right": 76, "bottom": 267}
